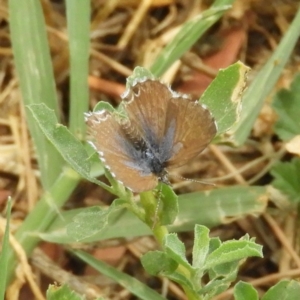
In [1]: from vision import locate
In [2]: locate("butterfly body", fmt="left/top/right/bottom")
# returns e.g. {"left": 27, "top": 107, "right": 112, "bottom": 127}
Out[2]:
{"left": 86, "top": 79, "right": 217, "bottom": 193}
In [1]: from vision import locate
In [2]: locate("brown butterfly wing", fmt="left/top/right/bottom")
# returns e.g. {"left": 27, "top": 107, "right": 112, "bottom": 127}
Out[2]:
{"left": 123, "top": 80, "right": 173, "bottom": 146}
{"left": 85, "top": 111, "right": 158, "bottom": 192}
{"left": 164, "top": 97, "right": 217, "bottom": 168}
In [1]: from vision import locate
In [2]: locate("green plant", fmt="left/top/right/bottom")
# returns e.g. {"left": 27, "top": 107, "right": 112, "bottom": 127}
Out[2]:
{"left": 27, "top": 64, "right": 264, "bottom": 299}
{"left": 3, "top": 0, "right": 300, "bottom": 299}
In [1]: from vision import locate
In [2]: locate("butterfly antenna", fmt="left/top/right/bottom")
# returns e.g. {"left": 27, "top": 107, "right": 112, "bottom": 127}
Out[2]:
{"left": 152, "top": 184, "right": 163, "bottom": 229}
{"left": 172, "top": 174, "right": 216, "bottom": 186}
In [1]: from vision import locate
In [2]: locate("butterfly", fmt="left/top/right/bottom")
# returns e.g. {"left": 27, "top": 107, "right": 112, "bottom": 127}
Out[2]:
{"left": 85, "top": 79, "right": 217, "bottom": 193}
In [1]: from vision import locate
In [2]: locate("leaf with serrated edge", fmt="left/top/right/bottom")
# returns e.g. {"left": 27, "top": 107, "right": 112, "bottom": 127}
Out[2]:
{"left": 126, "top": 66, "right": 155, "bottom": 88}
{"left": 204, "top": 239, "right": 263, "bottom": 270}
{"left": 164, "top": 233, "right": 191, "bottom": 271}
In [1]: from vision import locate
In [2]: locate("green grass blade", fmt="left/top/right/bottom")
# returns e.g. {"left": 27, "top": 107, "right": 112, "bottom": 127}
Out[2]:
{"left": 66, "top": 0, "right": 90, "bottom": 138}
{"left": 150, "top": 0, "right": 234, "bottom": 77}
{"left": 231, "top": 6, "right": 300, "bottom": 145}
{"left": 0, "top": 198, "right": 12, "bottom": 300}
{"left": 73, "top": 250, "right": 166, "bottom": 300}
{"left": 9, "top": 0, "right": 64, "bottom": 188}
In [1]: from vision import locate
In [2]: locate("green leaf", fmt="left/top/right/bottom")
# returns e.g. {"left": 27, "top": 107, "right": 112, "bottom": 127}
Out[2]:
{"left": 126, "top": 66, "right": 156, "bottom": 87}
{"left": 234, "top": 281, "right": 259, "bottom": 300}
{"left": 273, "top": 73, "right": 300, "bottom": 141}
{"left": 93, "top": 101, "right": 116, "bottom": 114}
{"left": 139, "top": 184, "right": 178, "bottom": 227}
{"left": 202, "top": 261, "right": 239, "bottom": 297}
{"left": 86, "top": 151, "right": 105, "bottom": 179}
{"left": 66, "top": 206, "right": 110, "bottom": 241}
{"left": 53, "top": 126, "right": 90, "bottom": 174}
{"left": 27, "top": 103, "right": 88, "bottom": 172}
{"left": 209, "top": 260, "right": 239, "bottom": 279}
{"left": 166, "top": 272, "right": 195, "bottom": 290}
{"left": 270, "top": 157, "right": 300, "bottom": 203}
{"left": 193, "top": 232, "right": 239, "bottom": 299}
{"left": 0, "top": 198, "right": 12, "bottom": 299}
{"left": 141, "top": 251, "right": 178, "bottom": 276}
{"left": 46, "top": 284, "right": 84, "bottom": 300}
{"left": 205, "top": 260, "right": 239, "bottom": 296}
{"left": 159, "top": 184, "right": 178, "bottom": 226}
{"left": 262, "top": 280, "right": 300, "bottom": 300}
{"left": 164, "top": 233, "right": 191, "bottom": 270}
{"left": 204, "top": 238, "right": 263, "bottom": 270}
{"left": 200, "top": 61, "right": 250, "bottom": 138}
{"left": 200, "top": 280, "right": 231, "bottom": 298}
{"left": 27, "top": 103, "right": 110, "bottom": 190}
{"left": 73, "top": 250, "right": 166, "bottom": 300}
{"left": 200, "top": 279, "right": 231, "bottom": 297}
{"left": 192, "top": 225, "right": 210, "bottom": 269}
{"left": 209, "top": 237, "right": 222, "bottom": 254}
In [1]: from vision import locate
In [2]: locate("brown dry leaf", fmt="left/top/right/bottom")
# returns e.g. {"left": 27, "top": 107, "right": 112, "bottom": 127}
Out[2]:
{"left": 88, "top": 76, "right": 126, "bottom": 99}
